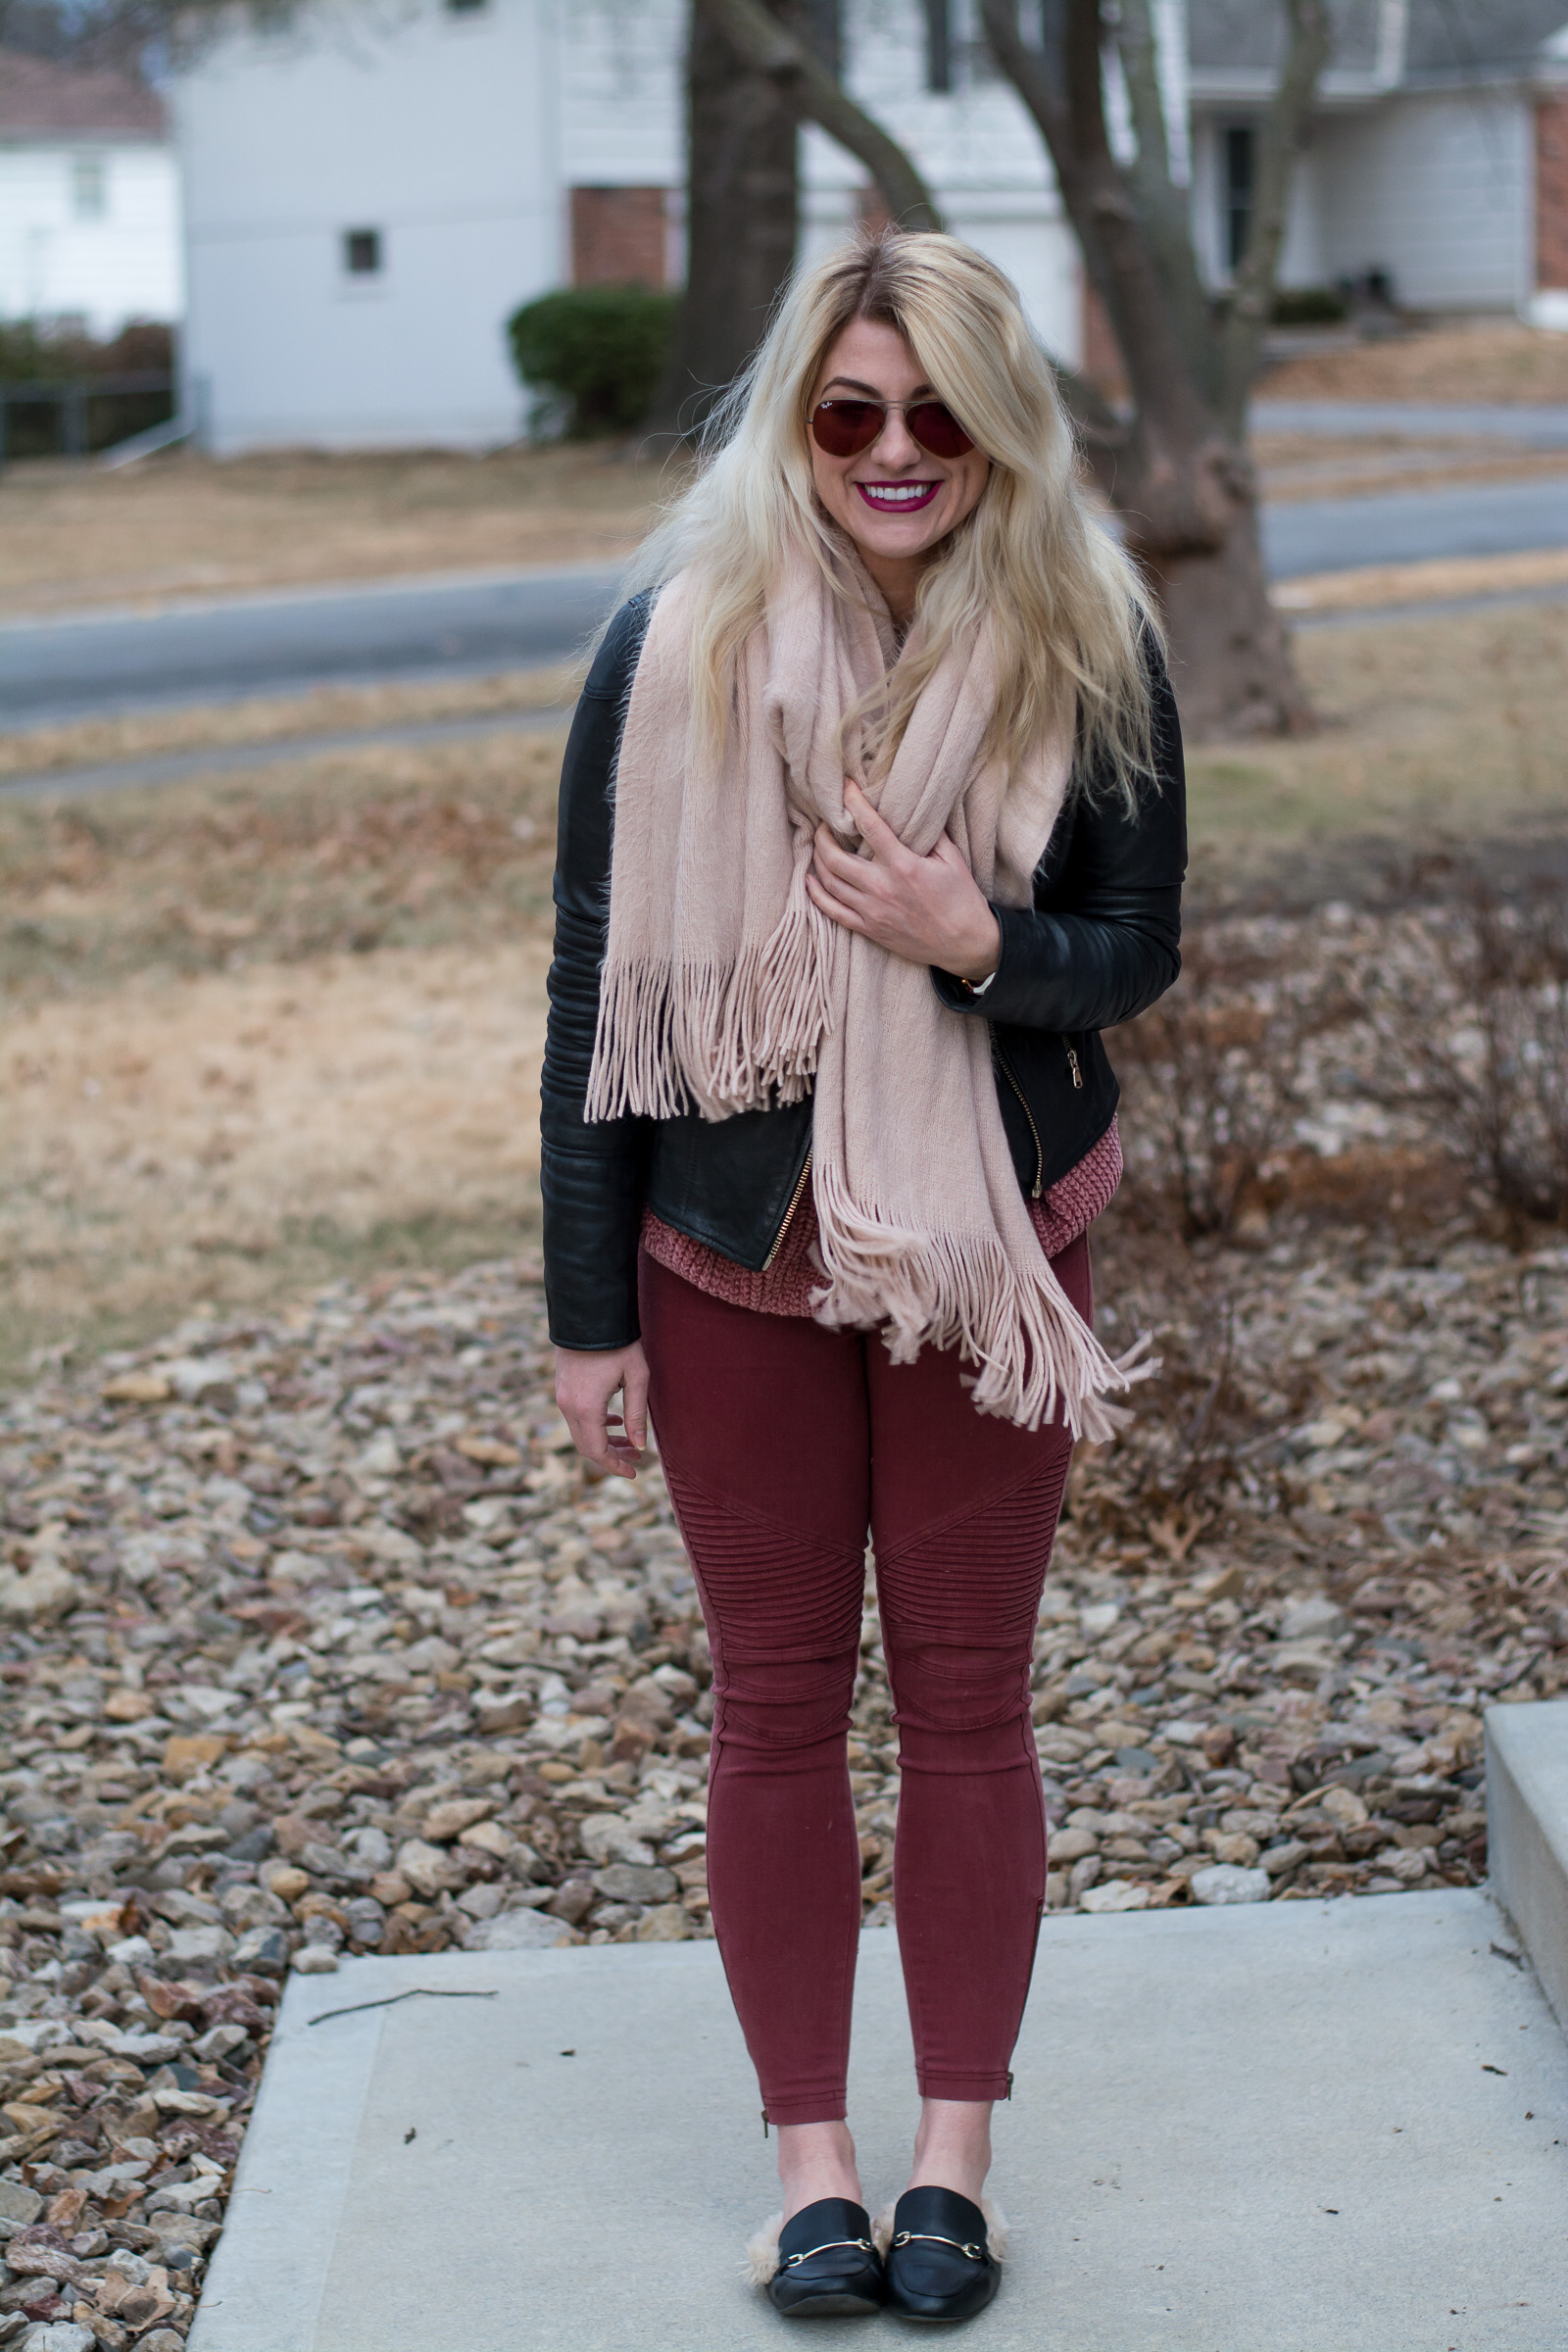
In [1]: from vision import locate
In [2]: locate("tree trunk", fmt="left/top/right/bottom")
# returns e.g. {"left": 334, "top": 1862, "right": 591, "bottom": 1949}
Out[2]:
{"left": 1143, "top": 495, "right": 1311, "bottom": 742}
{"left": 977, "top": 0, "right": 1327, "bottom": 740}
{"left": 1077, "top": 423, "right": 1311, "bottom": 739}
{"left": 647, "top": 5, "right": 802, "bottom": 437}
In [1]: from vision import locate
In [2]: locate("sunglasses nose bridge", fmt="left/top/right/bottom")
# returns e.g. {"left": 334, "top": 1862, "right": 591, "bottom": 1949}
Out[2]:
{"left": 871, "top": 404, "right": 922, "bottom": 464}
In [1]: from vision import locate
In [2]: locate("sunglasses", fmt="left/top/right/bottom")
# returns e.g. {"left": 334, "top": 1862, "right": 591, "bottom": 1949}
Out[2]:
{"left": 809, "top": 396, "right": 975, "bottom": 462}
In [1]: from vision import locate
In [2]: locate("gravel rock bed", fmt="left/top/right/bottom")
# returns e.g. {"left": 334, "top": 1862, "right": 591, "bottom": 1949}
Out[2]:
{"left": 1, "top": 1225, "right": 1565, "bottom": 2343}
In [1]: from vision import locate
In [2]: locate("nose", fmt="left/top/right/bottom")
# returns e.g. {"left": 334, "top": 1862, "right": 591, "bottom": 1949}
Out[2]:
{"left": 870, "top": 407, "right": 923, "bottom": 469}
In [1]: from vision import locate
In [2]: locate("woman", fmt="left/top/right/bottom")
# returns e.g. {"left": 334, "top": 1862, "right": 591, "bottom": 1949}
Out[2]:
{"left": 542, "top": 228, "right": 1184, "bottom": 2324}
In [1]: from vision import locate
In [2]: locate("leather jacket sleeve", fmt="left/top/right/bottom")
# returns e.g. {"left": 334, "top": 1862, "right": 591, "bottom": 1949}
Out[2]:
{"left": 540, "top": 596, "right": 654, "bottom": 1352}
{"left": 931, "top": 648, "right": 1186, "bottom": 1032}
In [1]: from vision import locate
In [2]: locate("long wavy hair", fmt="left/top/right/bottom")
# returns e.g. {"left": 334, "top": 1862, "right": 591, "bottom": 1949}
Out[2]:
{"left": 623, "top": 226, "right": 1159, "bottom": 806}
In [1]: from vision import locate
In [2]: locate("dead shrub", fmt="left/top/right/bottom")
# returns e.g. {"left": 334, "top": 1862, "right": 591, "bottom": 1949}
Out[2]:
{"left": 1357, "top": 878, "right": 1568, "bottom": 1228}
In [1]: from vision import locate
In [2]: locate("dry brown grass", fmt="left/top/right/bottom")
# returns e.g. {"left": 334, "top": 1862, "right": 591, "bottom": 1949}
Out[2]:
{"left": 1274, "top": 548, "right": 1568, "bottom": 612}
{"left": 2, "top": 601, "right": 1565, "bottom": 1391}
{"left": 0, "top": 727, "right": 570, "bottom": 1381}
{"left": 1262, "top": 321, "right": 1568, "bottom": 405}
{"left": 0, "top": 725, "right": 564, "bottom": 996}
{"left": 1185, "top": 600, "right": 1568, "bottom": 872}
{"left": 1253, "top": 431, "right": 1568, "bottom": 502}
{"left": 0, "top": 665, "right": 574, "bottom": 783}
{"left": 0, "top": 441, "right": 677, "bottom": 618}
{"left": 1, "top": 942, "right": 549, "bottom": 1379}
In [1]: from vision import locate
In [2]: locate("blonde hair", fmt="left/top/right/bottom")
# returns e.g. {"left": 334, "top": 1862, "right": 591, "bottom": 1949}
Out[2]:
{"left": 624, "top": 227, "right": 1160, "bottom": 807}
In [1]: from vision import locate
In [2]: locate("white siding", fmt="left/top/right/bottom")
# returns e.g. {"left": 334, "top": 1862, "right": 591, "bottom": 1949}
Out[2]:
{"left": 1312, "top": 91, "right": 1532, "bottom": 311}
{"left": 560, "top": 0, "right": 683, "bottom": 185}
{"left": 803, "top": 0, "right": 1085, "bottom": 366}
{"left": 0, "top": 139, "right": 181, "bottom": 333}
{"left": 175, "top": 0, "right": 559, "bottom": 452}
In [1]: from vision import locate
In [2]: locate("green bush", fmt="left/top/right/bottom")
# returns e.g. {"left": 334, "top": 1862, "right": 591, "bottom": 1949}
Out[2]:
{"left": 506, "top": 284, "right": 677, "bottom": 438}
{"left": 1269, "top": 286, "right": 1348, "bottom": 327}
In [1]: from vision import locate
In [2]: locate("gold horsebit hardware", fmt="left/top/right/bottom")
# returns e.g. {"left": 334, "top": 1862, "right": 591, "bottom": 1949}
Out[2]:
{"left": 783, "top": 2236, "right": 874, "bottom": 2268}
{"left": 893, "top": 2230, "right": 985, "bottom": 2260}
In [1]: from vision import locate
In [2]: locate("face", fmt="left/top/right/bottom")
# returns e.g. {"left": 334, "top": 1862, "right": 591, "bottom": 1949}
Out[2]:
{"left": 807, "top": 317, "right": 990, "bottom": 578}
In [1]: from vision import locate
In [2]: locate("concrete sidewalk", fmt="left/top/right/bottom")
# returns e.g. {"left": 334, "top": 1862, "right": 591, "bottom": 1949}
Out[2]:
{"left": 189, "top": 1889, "right": 1566, "bottom": 2352}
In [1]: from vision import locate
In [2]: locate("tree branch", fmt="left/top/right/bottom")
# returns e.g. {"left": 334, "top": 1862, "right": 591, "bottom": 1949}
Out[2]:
{"left": 1112, "top": 0, "right": 1217, "bottom": 399}
{"left": 1216, "top": 0, "right": 1332, "bottom": 430}
{"left": 696, "top": 0, "right": 945, "bottom": 231}
{"left": 1112, "top": 0, "right": 1171, "bottom": 191}
{"left": 980, "top": 0, "right": 1214, "bottom": 449}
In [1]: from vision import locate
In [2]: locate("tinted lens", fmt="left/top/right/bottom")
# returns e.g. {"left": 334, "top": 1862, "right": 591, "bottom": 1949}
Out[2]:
{"left": 906, "top": 402, "right": 974, "bottom": 458}
{"left": 810, "top": 399, "right": 886, "bottom": 457}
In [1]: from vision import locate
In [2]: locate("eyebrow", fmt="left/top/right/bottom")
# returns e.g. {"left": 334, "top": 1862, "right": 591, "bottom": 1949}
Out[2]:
{"left": 820, "top": 374, "right": 938, "bottom": 401}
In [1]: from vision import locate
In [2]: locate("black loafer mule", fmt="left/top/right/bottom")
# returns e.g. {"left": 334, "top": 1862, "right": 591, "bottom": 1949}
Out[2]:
{"left": 883, "top": 2186, "right": 1001, "bottom": 2324}
{"left": 764, "top": 2197, "right": 887, "bottom": 2319}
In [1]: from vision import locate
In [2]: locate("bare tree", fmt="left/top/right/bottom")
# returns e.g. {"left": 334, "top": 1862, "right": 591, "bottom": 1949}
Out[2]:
{"left": 651, "top": 0, "right": 944, "bottom": 433}
{"left": 979, "top": 0, "right": 1331, "bottom": 737}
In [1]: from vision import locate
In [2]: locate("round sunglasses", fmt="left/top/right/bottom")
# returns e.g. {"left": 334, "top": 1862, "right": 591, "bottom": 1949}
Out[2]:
{"left": 809, "top": 395, "right": 975, "bottom": 462}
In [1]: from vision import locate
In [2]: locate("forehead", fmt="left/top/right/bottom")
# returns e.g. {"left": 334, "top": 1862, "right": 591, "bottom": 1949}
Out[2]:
{"left": 812, "top": 316, "right": 926, "bottom": 397}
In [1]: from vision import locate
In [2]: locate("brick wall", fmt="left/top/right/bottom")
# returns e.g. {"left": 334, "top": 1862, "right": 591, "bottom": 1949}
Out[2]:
{"left": 1538, "top": 96, "right": 1568, "bottom": 292}
{"left": 569, "top": 186, "right": 670, "bottom": 289}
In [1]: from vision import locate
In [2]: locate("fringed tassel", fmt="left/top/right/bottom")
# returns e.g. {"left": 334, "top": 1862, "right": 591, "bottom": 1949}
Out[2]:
{"left": 810, "top": 1161, "right": 1157, "bottom": 1437}
{"left": 585, "top": 894, "right": 832, "bottom": 1123}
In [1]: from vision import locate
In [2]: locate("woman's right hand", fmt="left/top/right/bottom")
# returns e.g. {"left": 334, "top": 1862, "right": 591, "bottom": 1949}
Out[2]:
{"left": 555, "top": 1343, "right": 650, "bottom": 1480}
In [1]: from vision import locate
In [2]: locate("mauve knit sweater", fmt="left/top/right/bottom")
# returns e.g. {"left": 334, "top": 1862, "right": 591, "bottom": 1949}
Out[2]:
{"left": 642, "top": 1116, "right": 1120, "bottom": 1319}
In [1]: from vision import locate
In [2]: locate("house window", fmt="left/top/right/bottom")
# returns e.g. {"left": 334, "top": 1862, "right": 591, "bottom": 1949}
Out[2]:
{"left": 343, "top": 227, "right": 383, "bottom": 276}
{"left": 1224, "top": 124, "right": 1255, "bottom": 273}
{"left": 71, "top": 156, "right": 107, "bottom": 220}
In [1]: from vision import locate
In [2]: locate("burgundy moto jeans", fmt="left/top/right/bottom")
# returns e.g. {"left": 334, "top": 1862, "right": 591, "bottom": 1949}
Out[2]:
{"left": 637, "top": 1234, "right": 1088, "bottom": 2125}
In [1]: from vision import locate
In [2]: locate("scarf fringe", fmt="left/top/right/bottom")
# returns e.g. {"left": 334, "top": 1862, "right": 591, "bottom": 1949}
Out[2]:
{"left": 809, "top": 1161, "right": 1155, "bottom": 1438}
{"left": 586, "top": 889, "right": 832, "bottom": 1122}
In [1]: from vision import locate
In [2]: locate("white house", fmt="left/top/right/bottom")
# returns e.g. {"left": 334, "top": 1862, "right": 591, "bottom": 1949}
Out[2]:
{"left": 1187, "top": 0, "right": 1568, "bottom": 329}
{"left": 0, "top": 51, "right": 182, "bottom": 333}
{"left": 172, "top": 0, "right": 1110, "bottom": 454}
{"left": 172, "top": 0, "right": 1568, "bottom": 458}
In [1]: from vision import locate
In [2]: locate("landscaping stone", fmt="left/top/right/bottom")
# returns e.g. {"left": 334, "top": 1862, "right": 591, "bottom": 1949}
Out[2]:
{"left": 1190, "top": 1863, "right": 1271, "bottom": 1904}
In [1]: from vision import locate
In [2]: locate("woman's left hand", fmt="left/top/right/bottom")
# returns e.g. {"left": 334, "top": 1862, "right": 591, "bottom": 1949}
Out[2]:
{"left": 807, "top": 778, "right": 1002, "bottom": 984}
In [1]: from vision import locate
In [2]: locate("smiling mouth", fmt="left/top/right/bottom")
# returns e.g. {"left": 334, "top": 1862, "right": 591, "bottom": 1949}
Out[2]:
{"left": 855, "top": 480, "right": 940, "bottom": 513}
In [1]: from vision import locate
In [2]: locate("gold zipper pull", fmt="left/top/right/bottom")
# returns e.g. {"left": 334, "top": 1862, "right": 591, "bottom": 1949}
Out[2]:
{"left": 1066, "top": 1045, "right": 1083, "bottom": 1090}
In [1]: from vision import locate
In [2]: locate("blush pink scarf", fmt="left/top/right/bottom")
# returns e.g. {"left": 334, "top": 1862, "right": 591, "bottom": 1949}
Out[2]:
{"left": 585, "top": 545, "right": 1147, "bottom": 1435}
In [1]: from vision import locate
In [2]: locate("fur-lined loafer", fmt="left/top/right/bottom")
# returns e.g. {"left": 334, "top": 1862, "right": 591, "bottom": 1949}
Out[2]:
{"left": 748, "top": 2196, "right": 888, "bottom": 2318}
{"left": 881, "top": 2186, "right": 1002, "bottom": 2324}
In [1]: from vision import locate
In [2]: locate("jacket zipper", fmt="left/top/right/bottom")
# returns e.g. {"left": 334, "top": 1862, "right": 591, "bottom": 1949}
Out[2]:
{"left": 994, "top": 1047, "right": 1045, "bottom": 1199}
{"left": 762, "top": 1151, "right": 812, "bottom": 1270}
{"left": 1065, "top": 1041, "right": 1084, "bottom": 1091}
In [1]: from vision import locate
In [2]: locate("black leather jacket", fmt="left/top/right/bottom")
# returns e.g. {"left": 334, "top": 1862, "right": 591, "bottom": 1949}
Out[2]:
{"left": 541, "top": 593, "right": 1186, "bottom": 1350}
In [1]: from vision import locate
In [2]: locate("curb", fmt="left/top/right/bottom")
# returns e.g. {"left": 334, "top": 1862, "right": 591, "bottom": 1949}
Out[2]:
{"left": 1485, "top": 1697, "right": 1568, "bottom": 2031}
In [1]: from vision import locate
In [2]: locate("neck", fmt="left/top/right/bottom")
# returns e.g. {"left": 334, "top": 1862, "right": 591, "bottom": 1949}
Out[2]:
{"left": 853, "top": 545, "right": 924, "bottom": 627}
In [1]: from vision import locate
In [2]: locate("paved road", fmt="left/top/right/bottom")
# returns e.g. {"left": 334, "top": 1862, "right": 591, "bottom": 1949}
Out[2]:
{"left": 1252, "top": 398, "right": 1568, "bottom": 446}
{"left": 1260, "top": 472, "right": 1568, "bottom": 579}
{"left": 4, "top": 473, "right": 1568, "bottom": 725}
{"left": 0, "top": 562, "right": 624, "bottom": 728}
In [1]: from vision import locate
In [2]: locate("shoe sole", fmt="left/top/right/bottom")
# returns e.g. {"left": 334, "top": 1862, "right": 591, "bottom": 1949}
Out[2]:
{"left": 771, "top": 2291, "right": 885, "bottom": 2319}
{"left": 886, "top": 2277, "right": 1001, "bottom": 2324}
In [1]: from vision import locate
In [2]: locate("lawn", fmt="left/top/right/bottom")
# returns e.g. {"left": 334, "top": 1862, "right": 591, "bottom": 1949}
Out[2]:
{"left": 2, "top": 598, "right": 1564, "bottom": 1388}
